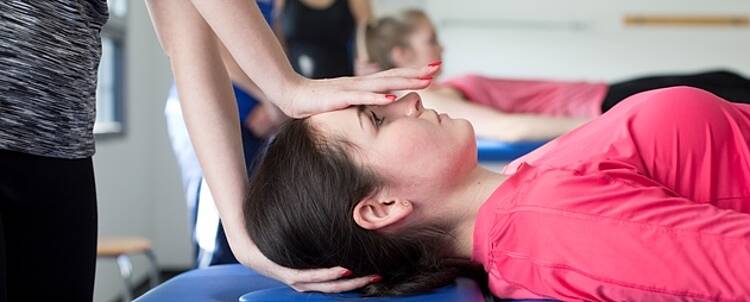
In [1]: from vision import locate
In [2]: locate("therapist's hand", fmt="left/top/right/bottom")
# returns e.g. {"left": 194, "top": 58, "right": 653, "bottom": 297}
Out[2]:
{"left": 280, "top": 62, "right": 441, "bottom": 118}
{"left": 354, "top": 59, "right": 382, "bottom": 76}
{"left": 268, "top": 265, "right": 377, "bottom": 293}
{"left": 243, "top": 245, "right": 377, "bottom": 293}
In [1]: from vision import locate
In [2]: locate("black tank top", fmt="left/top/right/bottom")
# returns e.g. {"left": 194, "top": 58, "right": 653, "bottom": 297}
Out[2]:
{"left": 281, "top": 0, "right": 355, "bottom": 79}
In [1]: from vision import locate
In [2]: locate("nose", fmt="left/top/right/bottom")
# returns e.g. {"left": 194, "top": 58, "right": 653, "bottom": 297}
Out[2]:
{"left": 395, "top": 92, "right": 423, "bottom": 117}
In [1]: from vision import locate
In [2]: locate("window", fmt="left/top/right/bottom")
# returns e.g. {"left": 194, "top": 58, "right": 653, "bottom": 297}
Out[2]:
{"left": 94, "top": 0, "right": 127, "bottom": 135}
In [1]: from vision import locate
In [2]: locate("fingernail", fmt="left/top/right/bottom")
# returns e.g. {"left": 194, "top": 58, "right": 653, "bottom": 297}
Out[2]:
{"left": 428, "top": 61, "right": 442, "bottom": 67}
{"left": 341, "top": 269, "right": 353, "bottom": 277}
{"left": 385, "top": 94, "right": 397, "bottom": 101}
{"left": 370, "top": 275, "right": 383, "bottom": 284}
{"left": 418, "top": 76, "right": 433, "bottom": 80}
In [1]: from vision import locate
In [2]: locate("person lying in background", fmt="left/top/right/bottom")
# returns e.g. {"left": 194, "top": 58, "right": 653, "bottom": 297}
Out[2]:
{"left": 363, "top": 9, "right": 750, "bottom": 141}
{"left": 245, "top": 86, "right": 750, "bottom": 300}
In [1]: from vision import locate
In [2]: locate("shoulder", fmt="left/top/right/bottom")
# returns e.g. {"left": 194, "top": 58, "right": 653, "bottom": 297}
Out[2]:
{"left": 347, "top": 0, "right": 371, "bottom": 22}
{"left": 274, "top": 0, "right": 286, "bottom": 11}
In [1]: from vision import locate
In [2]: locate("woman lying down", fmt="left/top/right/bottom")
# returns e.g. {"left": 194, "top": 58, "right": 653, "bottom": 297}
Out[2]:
{"left": 245, "top": 86, "right": 750, "bottom": 300}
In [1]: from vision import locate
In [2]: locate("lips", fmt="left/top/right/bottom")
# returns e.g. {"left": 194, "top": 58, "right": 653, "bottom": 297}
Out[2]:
{"left": 428, "top": 110, "right": 441, "bottom": 123}
{"left": 422, "top": 109, "right": 444, "bottom": 124}
{"left": 437, "top": 112, "right": 452, "bottom": 124}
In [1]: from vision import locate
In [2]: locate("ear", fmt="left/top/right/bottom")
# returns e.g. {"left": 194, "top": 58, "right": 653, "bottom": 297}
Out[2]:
{"left": 389, "top": 46, "right": 411, "bottom": 68}
{"left": 353, "top": 196, "right": 413, "bottom": 231}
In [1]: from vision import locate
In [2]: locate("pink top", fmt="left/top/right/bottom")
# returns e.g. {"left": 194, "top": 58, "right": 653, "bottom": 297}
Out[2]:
{"left": 473, "top": 87, "right": 750, "bottom": 301}
{"left": 442, "top": 74, "right": 607, "bottom": 118}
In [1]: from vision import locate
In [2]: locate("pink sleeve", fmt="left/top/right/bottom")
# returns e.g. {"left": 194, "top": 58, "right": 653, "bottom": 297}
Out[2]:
{"left": 441, "top": 74, "right": 606, "bottom": 117}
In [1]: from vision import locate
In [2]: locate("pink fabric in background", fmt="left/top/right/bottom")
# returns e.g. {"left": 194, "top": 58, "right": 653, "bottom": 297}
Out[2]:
{"left": 474, "top": 87, "right": 750, "bottom": 300}
{"left": 442, "top": 74, "right": 607, "bottom": 118}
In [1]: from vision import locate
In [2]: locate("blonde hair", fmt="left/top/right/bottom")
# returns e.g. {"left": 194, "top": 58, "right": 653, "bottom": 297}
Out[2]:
{"left": 365, "top": 10, "right": 430, "bottom": 70}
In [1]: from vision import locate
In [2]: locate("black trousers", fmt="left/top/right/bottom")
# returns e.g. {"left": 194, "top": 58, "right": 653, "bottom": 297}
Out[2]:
{"left": 601, "top": 70, "right": 750, "bottom": 112}
{"left": 0, "top": 149, "right": 97, "bottom": 301}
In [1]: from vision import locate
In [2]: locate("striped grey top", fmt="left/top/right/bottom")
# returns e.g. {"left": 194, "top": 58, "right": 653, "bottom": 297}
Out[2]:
{"left": 0, "top": 0, "right": 109, "bottom": 159}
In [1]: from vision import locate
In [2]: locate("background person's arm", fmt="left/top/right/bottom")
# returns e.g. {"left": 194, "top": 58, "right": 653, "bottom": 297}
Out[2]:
{"left": 349, "top": 0, "right": 371, "bottom": 57}
{"left": 350, "top": 0, "right": 380, "bottom": 76}
{"left": 145, "top": 0, "right": 378, "bottom": 293}
{"left": 272, "top": 0, "right": 287, "bottom": 52}
{"left": 420, "top": 89, "right": 589, "bottom": 142}
{"left": 218, "top": 40, "right": 287, "bottom": 137}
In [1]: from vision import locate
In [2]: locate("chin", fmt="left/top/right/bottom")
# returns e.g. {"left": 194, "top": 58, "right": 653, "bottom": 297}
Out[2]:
{"left": 456, "top": 118, "right": 475, "bottom": 135}
{"left": 457, "top": 120, "right": 478, "bottom": 159}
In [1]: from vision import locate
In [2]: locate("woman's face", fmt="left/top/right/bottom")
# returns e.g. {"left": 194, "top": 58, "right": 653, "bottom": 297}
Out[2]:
{"left": 396, "top": 18, "right": 444, "bottom": 74}
{"left": 309, "top": 92, "right": 476, "bottom": 201}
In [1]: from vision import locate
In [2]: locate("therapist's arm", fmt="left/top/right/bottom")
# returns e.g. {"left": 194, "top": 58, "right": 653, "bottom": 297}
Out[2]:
{"left": 219, "top": 40, "right": 268, "bottom": 104}
{"left": 190, "top": 0, "right": 439, "bottom": 118}
{"left": 145, "top": 0, "right": 376, "bottom": 293}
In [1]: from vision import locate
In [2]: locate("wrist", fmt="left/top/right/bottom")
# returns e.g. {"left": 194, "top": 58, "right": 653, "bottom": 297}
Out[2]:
{"left": 277, "top": 74, "right": 307, "bottom": 118}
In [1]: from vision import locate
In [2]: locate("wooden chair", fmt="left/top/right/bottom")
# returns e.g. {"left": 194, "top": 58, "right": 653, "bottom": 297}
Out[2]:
{"left": 97, "top": 237, "right": 160, "bottom": 301}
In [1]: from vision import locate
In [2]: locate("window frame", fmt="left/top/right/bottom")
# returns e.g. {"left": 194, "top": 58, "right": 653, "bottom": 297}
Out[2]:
{"left": 94, "top": 2, "right": 127, "bottom": 136}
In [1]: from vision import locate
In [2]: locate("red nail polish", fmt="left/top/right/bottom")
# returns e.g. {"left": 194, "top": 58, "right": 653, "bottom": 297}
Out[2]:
{"left": 418, "top": 76, "right": 433, "bottom": 80}
{"left": 341, "top": 269, "right": 353, "bottom": 277}
{"left": 385, "top": 94, "right": 397, "bottom": 101}
{"left": 428, "top": 61, "right": 442, "bottom": 67}
{"left": 370, "top": 276, "right": 383, "bottom": 284}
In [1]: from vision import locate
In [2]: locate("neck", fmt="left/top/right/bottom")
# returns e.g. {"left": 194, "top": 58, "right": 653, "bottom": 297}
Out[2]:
{"left": 445, "top": 167, "right": 506, "bottom": 259}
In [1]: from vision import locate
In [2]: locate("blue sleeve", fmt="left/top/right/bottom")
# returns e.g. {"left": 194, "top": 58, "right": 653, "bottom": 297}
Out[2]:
{"left": 232, "top": 0, "right": 273, "bottom": 123}
{"left": 233, "top": 84, "right": 260, "bottom": 122}
{"left": 257, "top": 0, "right": 274, "bottom": 25}
{"left": 235, "top": 0, "right": 274, "bottom": 122}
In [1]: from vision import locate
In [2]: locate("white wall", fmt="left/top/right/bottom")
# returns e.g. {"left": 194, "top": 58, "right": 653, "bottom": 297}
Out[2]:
{"left": 378, "top": 0, "right": 750, "bottom": 80}
{"left": 93, "top": 1, "right": 190, "bottom": 301}
{"left": 89, "top": 1, "right": 750, "bottom": 301}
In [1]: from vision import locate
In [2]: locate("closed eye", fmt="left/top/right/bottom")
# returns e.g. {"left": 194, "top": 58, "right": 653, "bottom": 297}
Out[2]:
{"left": 370, "top": 111, "right": 384, "bottom": 128}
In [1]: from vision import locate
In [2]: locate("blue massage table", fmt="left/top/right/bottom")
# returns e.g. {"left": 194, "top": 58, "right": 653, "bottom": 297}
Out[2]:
{"left": 476, "top": 139, "right": 547, "bottom": 162}
{"left": 134, "top": 264, "right": 487, "bottom": 302}
{"left": 134, "top": 264, "right": 554, "bottom": 302}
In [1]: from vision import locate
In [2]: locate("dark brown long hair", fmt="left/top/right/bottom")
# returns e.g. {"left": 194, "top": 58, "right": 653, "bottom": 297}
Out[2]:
{"left": 244, "top": 118, "right": 485, "bottom": 296}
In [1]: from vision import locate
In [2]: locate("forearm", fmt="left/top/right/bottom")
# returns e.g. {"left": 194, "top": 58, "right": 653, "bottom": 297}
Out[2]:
{"left": 481, "top": 114, "right": 588, "bottom": 142}
{"left": 191, "top": 0, "right": 301, "bottom": 105}
{"left": 173, "top": 46, "right": 249, "bottom": 235}
{"left": 355, "top": 23, "right": 368, "bottom": 62}
{"left": 272, "top": 17, "right": 288, "bottom": 54}
{"left": 421, "top": 89, "right": 587, "bottom": 141}
{"left": 146, "top": 0, "right": 257, "bottom": 263}
{"left": 351, "top": 0, "right": 372, "bottom": 62}
{"left": 218, "top": 40, "right": 269, "bottom": 103}
{"left": 221, "top": 42, "right": 289, "bottom": 137}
